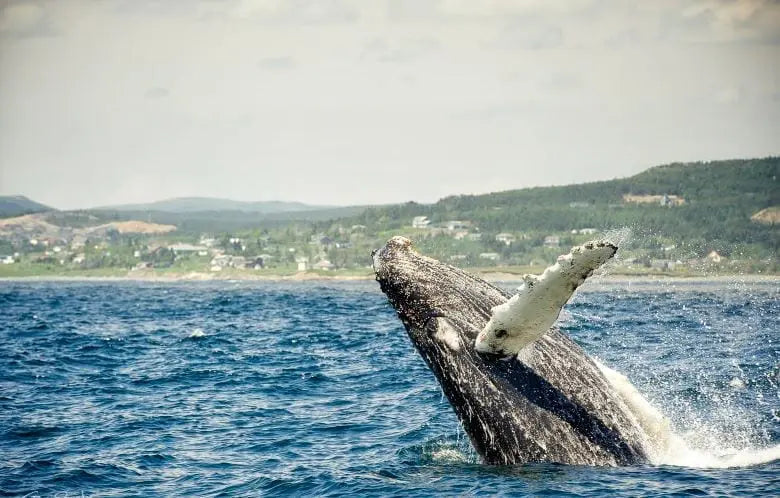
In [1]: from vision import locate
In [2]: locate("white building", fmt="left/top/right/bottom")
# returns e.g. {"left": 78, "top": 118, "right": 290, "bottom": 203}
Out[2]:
{"left": 412, "top": 216, "right": 430, "bottom": 229}
{"left": 495, "top": 233, "right": 516, "bottom": 246}
{"left": 169, "top": 243, "right": 209, "bottom": 254}
{"left": 199, "top": 236, "right": 216, "bottom": 247}
{"left": 296, "top": 256, "right": 309, "bottom": 271}
{"left": 479, "top": 252, "right": 500, "bottom": 261}
{"left": 313, "top": 260, "right": 334, "bottom": 270}
{"left": 446, "top": 220, "right": 469, "bottom": 231}
{"left": 210, "top": 254, "right": 232, "bottom": 268}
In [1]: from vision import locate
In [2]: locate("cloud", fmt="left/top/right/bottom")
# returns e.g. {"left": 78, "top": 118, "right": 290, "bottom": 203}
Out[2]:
{"left": 258, "top": 56, "right": 296, "bottom": 70}
{"left": 436, "top": 0, "right": 595, "bottom": 18}
{"left": 605, "top": 28, "right": 643, "bottom": 48}
{"left": 361, "top": 36, "right": 440, "bottom": 63}
{"left": 662, "top": 0, "right": 780, "bottom": 44}
{"left": 144, "top": 87, "right": 170, "bottom": 99}
{"left": 0, "top": 2, "right": 57, "bottom": 38}
{"left": 714, "top": 86, "right": 745, "bottom": 104}
{"left": 230, "top": 0, "right": 359, "bottom": 24}
{"left": 541, "top": 71, "right": 583, "bottom": 93}
{"left": 386, "top": 0, "right": 440, "bottom": 21}
{"left": 494, "top": 22, "right": 563, "bottom": 50}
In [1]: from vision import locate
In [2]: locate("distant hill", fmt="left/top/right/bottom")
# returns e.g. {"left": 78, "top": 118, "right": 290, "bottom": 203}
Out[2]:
{"left": 338, "top": 157, "right": 779, "bottom": 250}
{"left": 97, "top": 197, "right": 335, "bottom": 214}
{"left": 0, "top": 196, "right": 54, "bottom": 218}
{"left": 79, "top": 205, "right": 370, "bottom": 232}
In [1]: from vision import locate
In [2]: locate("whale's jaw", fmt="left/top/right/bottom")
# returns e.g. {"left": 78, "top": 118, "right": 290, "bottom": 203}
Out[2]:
{"left": 372, "top": 236, "right": 650, "bottom": 466}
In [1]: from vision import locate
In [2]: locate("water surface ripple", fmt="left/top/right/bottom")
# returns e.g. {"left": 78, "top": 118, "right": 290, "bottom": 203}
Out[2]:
{"left": 0, "top": 280, "right": 777, "bottom": 496}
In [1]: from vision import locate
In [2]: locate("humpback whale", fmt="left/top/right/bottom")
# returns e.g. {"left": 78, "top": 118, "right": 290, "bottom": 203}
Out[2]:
{"left": 373, "top": 236, "right": 656, "bottom": 466}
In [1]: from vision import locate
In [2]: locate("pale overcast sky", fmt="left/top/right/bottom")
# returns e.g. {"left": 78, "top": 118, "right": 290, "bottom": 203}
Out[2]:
{"left": 0, "top": 0, "right": 778, "bottom": 209}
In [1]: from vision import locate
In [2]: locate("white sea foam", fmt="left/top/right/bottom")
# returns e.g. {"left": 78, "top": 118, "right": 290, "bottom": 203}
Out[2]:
{"left": 431, "top": 447, "right": 469, "bottom": 463}
{"left": 189, "top": 328, "right": 206, "bottom": 338}
{"left": 595, "top": 358, "right": 780, "bottom": 469}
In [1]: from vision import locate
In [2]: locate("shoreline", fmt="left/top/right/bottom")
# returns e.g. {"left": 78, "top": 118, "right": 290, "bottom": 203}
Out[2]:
{"left": 1, "top": 271, "right": 777, "bottom": 284}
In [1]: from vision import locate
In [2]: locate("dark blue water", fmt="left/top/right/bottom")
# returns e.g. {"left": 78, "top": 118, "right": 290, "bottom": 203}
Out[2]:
{"left": 1, "top": 279, "right": 778, "bottom": 496}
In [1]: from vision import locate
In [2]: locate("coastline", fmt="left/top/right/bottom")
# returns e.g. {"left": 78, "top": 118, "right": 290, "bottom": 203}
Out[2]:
{"left": 1, "top": 270, "right": 777, "bottom": 284}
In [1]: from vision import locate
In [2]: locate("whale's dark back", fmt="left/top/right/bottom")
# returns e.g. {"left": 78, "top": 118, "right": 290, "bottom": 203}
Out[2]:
{"left": 373, "top": 237, "right": 650, "bottom": 466}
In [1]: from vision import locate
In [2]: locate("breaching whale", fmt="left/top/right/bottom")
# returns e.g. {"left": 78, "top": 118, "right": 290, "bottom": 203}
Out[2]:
{"left": 373, "top": 236, "right": 657, "bottom": 466}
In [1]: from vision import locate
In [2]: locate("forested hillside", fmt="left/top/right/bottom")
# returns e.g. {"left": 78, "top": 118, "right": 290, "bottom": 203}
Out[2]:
{"left": 342, "top": 158, "right": 779, "bottom": 250}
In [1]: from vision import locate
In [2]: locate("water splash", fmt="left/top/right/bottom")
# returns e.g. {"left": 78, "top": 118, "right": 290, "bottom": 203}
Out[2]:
{"left": 594, "top": 358, "right": 780, "bottom": 469}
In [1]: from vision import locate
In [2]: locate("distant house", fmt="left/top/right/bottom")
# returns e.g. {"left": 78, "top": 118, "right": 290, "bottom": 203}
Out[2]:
{"left": 571, "top": 228, "right": 598, "bottom": 235}
{"left": 210, "top": 254, "right": 232, "bottom": 268}
{"left": 446, "top": 220, "right": 470, "bottom": 231}
{"left": 622, "top": 194, "right": 685, "bottom": 206}
{"left": 479, "top": 252, "right": 500, "bottom": 261}
{"left": 467, "top": 233, "right": 482, "bottom": 241}
{"left": 72, "top": 253, "right": 85, "bottom": 265}
{"left": 296, "top": 256, "right": 309, "bottom": 271}
{"left": 412, "top": 216, "right": 430, "bottom": 229}
{"left": 230, "top": 256, "right": 247, "bottom": 268}
{"left": 0, "top": 255, "right": 14, "bottom": 264}
{"left": 168, "top": 243, "right": 209, "bottom": 254}
{"left": 707, "top": 251, "right": 724, "bottom": 263}
{"left": 199, "top": 236, "right": 216, "bottom": 247}
{"left": 651, "top": 259, "right": 675, "bottom": 270}
{"left": 544, "top": 235, "right": 560, "bottom": 248}
{"left": 449, "top": 254, "right": 467, "bottom": 261}
{"left": 351, "top": 225, "right": 367, "bottom": 232}
{"left": 660, "top": 194, "right": 683, "bottom": 207}
{"left": 495, "top": 233, "right": 516, "bottom": 246}
{"left": 313, "top": 260, "right": 335, "bottom": 270}
{"left": 452, "top": 230, "right": 469, "bottom": 240}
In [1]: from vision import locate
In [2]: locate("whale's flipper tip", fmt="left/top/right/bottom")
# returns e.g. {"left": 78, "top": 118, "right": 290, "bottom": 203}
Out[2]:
{"left": 564, "top": 239, "right": 618, "bottom": 281}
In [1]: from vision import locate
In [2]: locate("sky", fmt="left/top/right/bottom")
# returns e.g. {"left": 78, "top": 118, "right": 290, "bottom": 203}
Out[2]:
{"left": 0, "top": 0, "right": 778, "bottom": 210}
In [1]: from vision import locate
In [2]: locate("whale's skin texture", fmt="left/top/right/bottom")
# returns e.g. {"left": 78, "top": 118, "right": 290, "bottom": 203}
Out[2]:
{"left": 373, "top": 236, "right": 650, "bottom": 466}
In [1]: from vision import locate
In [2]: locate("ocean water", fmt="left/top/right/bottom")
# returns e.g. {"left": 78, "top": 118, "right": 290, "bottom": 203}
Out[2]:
{"left": 0, "top": 279, "right": 777, "bottom": 496}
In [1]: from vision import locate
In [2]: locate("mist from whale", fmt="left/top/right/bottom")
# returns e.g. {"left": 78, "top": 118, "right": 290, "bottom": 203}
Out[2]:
{"left": 372, "top": 236, "right": 779, "bottom": 467}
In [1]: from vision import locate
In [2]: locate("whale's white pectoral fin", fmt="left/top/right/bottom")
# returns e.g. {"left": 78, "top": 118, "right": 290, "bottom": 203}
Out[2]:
{"left": 475, "top": 240, "right": 617, "bottom": 356}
